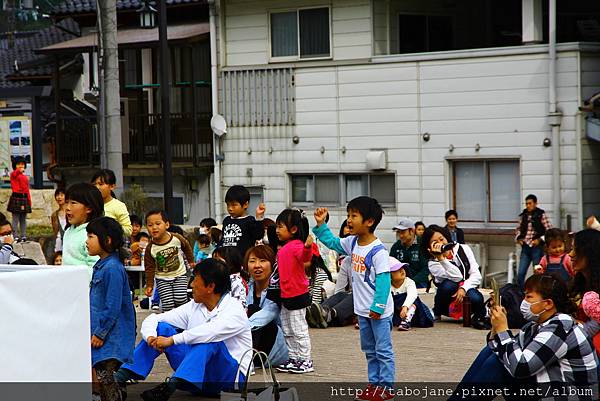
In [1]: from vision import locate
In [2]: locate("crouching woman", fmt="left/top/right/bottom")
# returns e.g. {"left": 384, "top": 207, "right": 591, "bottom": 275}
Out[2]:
{"left": 450, "top": 274, "right": 599, "bottom": 401}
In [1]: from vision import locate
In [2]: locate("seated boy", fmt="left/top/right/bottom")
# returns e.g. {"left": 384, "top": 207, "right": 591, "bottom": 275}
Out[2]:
{"left": 115, "top": 258, "right": 252, "bottom": 401}
{"left": 389, "top": 257, "right": 434, "bottom": 331}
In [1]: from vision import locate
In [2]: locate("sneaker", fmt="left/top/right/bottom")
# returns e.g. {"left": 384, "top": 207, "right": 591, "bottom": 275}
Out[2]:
{"left": 397, "top": 320, "right": 411, "bottom": 331}
{"left": 372, "top": 387, "right": 395, "bottom": 401}
{"left": 288, "top": 359, "right": 314, "bottom": 374}
{"left": 151, "top": 304, "right": 160, "bottom": 313}
{"left": 471, "top": 316, "right": 491, "bottom": 330}
{"left": 434, "top": 315, "right": 442, "bottom": 322}
{"left": 275, "top": 359, "right": 297, "bottom": 373}
{"left": 312, "top": 303, "right": 328, "bottom": 328}
{"left": 322, "top": 305, "right": 335, "bottom": 324}
{"left": 140, "top": 380, "right": 175, "bottom": 401}
{"left": 305, "top": 305, "right": 318, "bottom": 328}
{"left": 355, "top": 384, "right": 376, "bottom": 401}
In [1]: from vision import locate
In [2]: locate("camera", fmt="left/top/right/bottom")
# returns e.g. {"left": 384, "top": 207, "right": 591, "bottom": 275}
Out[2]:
{"left": 431, "top": 242, "right": 456, "bottom": 254}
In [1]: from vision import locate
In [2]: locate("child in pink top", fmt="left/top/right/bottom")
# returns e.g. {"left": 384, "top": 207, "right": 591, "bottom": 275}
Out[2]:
{"left": 534, "top": 228, "right": 573, "bottom": 281}
{"left": 274, "top": 208, "right": 314, "bottom": 374}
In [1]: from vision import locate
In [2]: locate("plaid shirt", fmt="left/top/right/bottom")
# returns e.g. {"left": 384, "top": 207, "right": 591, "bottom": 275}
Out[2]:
{"left": 489, "top": 314, "right": 598, "bottom": 400}
{"left": 516, "top": 212, "right": 553, "bottom": 246}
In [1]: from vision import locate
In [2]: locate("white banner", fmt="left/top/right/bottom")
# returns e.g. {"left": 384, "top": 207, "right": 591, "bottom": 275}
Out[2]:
{"left": 0, "top": 265, "right": 92, "bottom": 399}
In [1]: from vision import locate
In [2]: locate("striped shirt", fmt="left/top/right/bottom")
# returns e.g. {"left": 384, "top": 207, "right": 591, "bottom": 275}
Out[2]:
{"left": 489, "top": 313, "right": 598, "bottom": 400}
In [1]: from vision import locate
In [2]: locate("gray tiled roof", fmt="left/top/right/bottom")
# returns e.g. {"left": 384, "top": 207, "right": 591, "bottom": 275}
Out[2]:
{"left": 52, "top": 0, "right": 205, "bottom": 16}
{"left": 0, "top": 19, "right": 79, "bottom": 88}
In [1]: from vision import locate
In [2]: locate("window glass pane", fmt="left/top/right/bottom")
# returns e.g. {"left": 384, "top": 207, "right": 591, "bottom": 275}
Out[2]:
{"left": 370, "top": 175, "right": 396, "bottom": 205}
{"left": 427, "top": 16, "right": 453, "bottom": 52}
{"left": 454, "top": 162, "right": 485, "bottom": 221}
{"left": 345, "top": 175, "right": 368, "bottom": 201}
{"left": 292, "top": 175, "right": 313, "bottom": 202}
{"left": 399, "top": 14, "right": 427, "bottom": 53}
{"left": 315, "top": 175, "right": 340, "bottom": 203}
{"left": 271, "top": 11, "right": 298, "bottom": 57}
{"left": 299, "top": 8, "right": 330, "bottom": 58}
{"left": 489, "top": 161, "right": 520, "bottom": 222}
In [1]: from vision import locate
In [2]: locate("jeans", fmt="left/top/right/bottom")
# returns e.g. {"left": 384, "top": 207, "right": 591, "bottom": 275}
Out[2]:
{"left": 448, "top": 346, "right": 533, "bottom": 401}
{"left": 322, "top": 292, "right": 354, "bottom": 326}
{"left": 517, "top": 244, "right": 544, "bottom": 289}
{"left": 433, "top": 279, "right": 485, "bottom": 319}
{"left": 358, "top": 315, "right": 395, "bottom": 388}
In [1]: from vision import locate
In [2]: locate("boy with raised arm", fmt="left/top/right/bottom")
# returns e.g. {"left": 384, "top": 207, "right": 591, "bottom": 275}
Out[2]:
{"left": 312, "top": 197, "right": 395, "bottom": 401}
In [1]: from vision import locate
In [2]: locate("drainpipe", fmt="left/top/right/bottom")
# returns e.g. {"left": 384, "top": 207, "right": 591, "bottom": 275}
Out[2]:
{"left": 208, "top": 0, "right": 222, "bottom": 221}
{"left": 548, "top": 0, "right": 563, "bottom": 227}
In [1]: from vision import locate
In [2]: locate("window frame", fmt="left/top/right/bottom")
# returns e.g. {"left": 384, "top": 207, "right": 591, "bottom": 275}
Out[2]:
{"left": 268, "top": 5, "right": 333, "bottom": 63}
{"left": 289, "top": 172, "right": 396, "bottom": 209}
{"left": 450, "top": 159, "right": 521, "bottom": 225}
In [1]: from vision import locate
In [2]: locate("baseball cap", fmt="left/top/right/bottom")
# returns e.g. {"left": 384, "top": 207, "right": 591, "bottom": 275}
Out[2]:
{"left": 393, "top": 218, "right": 415, "bottom": 231}
{"left": 389, "top": 256, "right": 409, "bottom": 272}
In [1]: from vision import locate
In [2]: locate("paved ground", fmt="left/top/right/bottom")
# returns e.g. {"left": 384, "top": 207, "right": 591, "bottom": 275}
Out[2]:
{"left": 123, "top": 291, "right": 491, "bottom": 400}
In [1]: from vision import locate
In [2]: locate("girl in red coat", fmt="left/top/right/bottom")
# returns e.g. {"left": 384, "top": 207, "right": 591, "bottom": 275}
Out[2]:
{"left": 7, "top": 157, "right": 31, "bottom": 241}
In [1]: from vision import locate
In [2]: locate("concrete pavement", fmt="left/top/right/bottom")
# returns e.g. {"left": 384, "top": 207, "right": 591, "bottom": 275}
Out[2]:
{"left": 123, "top": 291, "right": 490, "bottom": 400}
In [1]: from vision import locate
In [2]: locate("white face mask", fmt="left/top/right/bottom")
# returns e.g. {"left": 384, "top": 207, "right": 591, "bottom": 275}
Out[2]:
{"left": 262, "top": 234, "right": 269, "bottom": 245}
{"left": 199, "top": 227, "right": 207, "bottom": 235}
{"left": 520, "top": 299, "right": 545, "bottom": 322}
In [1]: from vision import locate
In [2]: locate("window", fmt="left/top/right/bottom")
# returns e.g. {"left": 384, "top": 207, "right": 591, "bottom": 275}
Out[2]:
{"left": 452, "top": 160, "right": 520, "bottom": 223}
{"left": 291, "top": 173, "right": 396, "bottom": 207}
{"left": 398, "top": 14, "right": 453, "bottom": 53}
{"left": 270, "top": 7, "right": 331, "bottom": 60}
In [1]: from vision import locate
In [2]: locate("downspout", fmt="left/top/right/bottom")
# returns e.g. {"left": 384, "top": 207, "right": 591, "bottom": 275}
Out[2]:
{"left": 548, "top": 0, "right": 563, "bottom": 227}
{"left": 208, "top": 0, "right": 222, "bottom": 221}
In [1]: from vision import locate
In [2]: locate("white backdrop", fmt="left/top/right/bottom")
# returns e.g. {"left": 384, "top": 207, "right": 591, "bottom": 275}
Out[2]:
{"left": 0, "top": 265, "right": 91, "bottom": 400}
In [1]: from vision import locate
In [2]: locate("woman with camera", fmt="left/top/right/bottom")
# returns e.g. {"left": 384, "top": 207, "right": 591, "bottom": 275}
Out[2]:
{"left": 421, "top": 225, "right": 488, "bottom": 330}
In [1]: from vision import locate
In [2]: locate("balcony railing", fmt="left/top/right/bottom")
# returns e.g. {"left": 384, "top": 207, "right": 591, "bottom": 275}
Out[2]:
{"left": 57, "top": 112, "right": 213, "bottom": 167}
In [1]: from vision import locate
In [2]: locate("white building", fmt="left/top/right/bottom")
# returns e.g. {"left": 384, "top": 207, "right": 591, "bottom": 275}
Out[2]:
{"left": 209, "top": 0, "right": 600, "bottom": 282}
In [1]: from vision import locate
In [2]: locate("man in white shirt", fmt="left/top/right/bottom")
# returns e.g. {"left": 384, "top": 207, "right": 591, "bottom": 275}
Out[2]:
{"left": 115, "top": 258, "right": 252, "bottom": 401}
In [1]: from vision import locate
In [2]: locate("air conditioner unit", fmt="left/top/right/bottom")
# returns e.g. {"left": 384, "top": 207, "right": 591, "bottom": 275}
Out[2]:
{"left": 366, "top": 150, "right": 387, "bottom": 170}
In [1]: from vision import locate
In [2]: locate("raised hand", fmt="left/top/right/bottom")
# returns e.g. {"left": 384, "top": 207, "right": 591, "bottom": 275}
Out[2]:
{"left": 314, "top": 207, "right": 329, "bottom": 226}
{"left": 256, "top": 203, "right": 266, "bottom": 219}
{"left": 304, "top": 235, "right": 314, "bottom": 249}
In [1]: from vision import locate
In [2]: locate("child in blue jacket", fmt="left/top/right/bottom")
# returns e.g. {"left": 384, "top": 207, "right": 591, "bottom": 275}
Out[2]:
{"left": 87, "top": 217, "right": 136, "bottom": 401}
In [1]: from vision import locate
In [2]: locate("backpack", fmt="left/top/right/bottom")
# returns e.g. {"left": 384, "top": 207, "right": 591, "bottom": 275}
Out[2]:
{"left": 486, "top": 283, "right": 527, "bottom": 329}
{"left": 350, "top": 236, "right": 386, "bottom": 290}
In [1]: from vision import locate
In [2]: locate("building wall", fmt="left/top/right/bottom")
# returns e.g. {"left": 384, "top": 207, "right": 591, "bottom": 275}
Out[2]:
{"left": 581, "top": 53, "right": 600, "bottom": 220}
{"left": 217, "top": 0, "right": 596, "bottom": 279}
{"left": 223, "top": 0, "right": 372, "bottom": 66}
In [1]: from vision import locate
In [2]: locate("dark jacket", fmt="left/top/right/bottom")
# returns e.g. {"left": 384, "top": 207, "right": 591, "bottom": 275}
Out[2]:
{"left": 517, "top": 207, "right": 547, "bottom": 241}
{"left": 444, "top": 226, "right": 465, "bottom": 244}
{"left": 389, "top": 238, "right": 429, "bottom": 288}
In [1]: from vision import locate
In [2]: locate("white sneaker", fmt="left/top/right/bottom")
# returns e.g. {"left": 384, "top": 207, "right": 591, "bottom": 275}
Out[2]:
{"left": 288, "top": 359, "right": 314, "bottom": 374}
{"left": 275, "top": 359, "right": 297, "bottom": 373}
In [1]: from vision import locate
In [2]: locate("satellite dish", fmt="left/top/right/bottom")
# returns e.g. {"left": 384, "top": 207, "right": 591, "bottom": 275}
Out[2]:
{"left": 210, "top": 114, "right": 227, "bottom": 137}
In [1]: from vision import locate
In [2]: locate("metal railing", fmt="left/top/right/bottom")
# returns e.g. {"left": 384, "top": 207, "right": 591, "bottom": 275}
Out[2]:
{"left": 56, "top": 112, "right": 212, "bottom": 166}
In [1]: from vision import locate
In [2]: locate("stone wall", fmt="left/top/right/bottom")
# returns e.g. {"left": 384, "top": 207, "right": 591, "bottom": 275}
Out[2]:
{"left": 0, "top": 189, "right": 57, "bottom": 226}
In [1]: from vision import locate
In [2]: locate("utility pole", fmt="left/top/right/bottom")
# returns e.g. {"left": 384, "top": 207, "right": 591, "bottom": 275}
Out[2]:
{"left": 158, "top": 0, "right": 174, "bottom": 216}
{"left": 99, "top": 0, "right": 124, "bottom": 192}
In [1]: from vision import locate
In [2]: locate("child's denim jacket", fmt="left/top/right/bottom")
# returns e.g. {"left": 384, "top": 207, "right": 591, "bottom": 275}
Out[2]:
{"left": 90, "top": 253, "right": 136, "bottom": 366}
